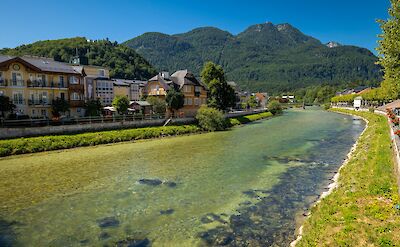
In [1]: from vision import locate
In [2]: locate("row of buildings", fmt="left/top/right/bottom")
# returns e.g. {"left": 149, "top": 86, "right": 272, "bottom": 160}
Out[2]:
{"left": 0, "top": 54, "right": 270, "bottom": 119}
{"left": 0, "top": 55, "right": 210, "bottom": 118}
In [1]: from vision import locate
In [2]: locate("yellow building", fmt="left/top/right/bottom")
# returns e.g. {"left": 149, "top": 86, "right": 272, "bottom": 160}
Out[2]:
{"left": 0, "top": 55, "right": 84, "bottom": 118}
{"left": 145, "top": 70, "right": 208, "bottom": 117}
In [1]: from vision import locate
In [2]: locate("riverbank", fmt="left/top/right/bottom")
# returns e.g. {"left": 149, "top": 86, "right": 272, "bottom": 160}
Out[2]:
{"left": 296, "top": 109, "right": 400, "bottom": 246}
{"left": 0, "top": 111, "right": 274, "bottom": 157}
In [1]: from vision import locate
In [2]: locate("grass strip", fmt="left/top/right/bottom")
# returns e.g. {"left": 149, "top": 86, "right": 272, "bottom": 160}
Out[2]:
{"left": 297, "top": 109, "right": 400, "bottom": 246}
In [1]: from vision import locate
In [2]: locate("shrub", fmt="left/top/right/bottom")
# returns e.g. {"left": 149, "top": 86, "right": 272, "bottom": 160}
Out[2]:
{"left": 195, "top": 105, "right": 227, "bottom": 131}
{"left": 267, "top": 101, "right": 283, "bottom": 115}
{"left": 369, "top": 107, "right": 375, "bottom": 113}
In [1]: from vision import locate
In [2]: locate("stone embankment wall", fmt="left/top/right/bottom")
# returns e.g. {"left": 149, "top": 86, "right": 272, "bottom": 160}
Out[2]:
{"left": 0, "top": 109, "right": 268, "bottom": 139}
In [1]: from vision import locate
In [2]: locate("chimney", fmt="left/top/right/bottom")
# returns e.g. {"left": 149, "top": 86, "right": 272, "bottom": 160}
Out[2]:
{"left": 161, "top": 71, "right": 170, "bottom": 80}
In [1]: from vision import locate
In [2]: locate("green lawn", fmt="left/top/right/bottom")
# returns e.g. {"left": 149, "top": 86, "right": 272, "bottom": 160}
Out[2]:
{"left": 298, "top": 109, "right": 400, "bottom": 246}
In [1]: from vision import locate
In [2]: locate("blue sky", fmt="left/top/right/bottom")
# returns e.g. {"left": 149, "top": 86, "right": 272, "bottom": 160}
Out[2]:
{"left": 0, "top": 0, "right": 390, "bottom": 53}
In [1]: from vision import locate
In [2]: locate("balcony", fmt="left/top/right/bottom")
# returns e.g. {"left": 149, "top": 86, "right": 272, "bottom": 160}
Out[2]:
{"left": 28, "top": 99, "right": 51, "bottom": 106}
{"left": 12, "top": 99, "right": 26, "bottom": 105}
{"left": 69, "top": 100, "right": 85, "bottom": 107}
{"left": 10, "top": 80, "right": 24, "bottom": 87}
{"left": 69, "top": 84, "right": 84, "bottom": 92}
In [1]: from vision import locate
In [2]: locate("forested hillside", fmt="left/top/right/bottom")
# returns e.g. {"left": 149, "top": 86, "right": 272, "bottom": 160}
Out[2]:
{"left": 0, "top": 37, "right": 157, "bottom": 80}
{"left": 125, "top": 23, "right": 382, "bottom": 93}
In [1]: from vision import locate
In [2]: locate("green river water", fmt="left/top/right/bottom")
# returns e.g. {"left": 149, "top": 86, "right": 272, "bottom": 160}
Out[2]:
{"left": 0, "top": 108, "right": 365, "bottom": 247}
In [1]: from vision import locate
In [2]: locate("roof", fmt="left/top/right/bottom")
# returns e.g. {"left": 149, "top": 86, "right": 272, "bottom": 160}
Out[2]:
{"left": 377, "top": 100, "right": 400, "bottom": 111}
{"left": 113, "top": 80, "right": 129, "bottom": 86}
{"left": 130, "top": 101, "right": 151, "bottom": 106}
{"left": 0, "top": 54, "right": 81, "bottom": 75}
{"left": 227, "top": 81, "right": 237, "bottom": 87}
{"left": 113, "top": 79, "right": 147, "bottom": 85}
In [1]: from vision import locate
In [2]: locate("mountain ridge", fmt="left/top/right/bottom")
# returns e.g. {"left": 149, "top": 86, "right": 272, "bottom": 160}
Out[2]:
{"left": 124, "top": 23, "right": 381, "bottom": 93}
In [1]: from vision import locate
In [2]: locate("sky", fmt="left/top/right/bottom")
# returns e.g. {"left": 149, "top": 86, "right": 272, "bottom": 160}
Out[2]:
{"left": 0, "top": 0, "right": 391, "bottom": 53}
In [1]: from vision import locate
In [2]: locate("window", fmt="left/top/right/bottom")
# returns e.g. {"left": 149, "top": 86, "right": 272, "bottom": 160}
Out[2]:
{"left": 184, "top": 85, "right": 192, "bottom": 93}
{"left": 13, "top": 91, "right": 24, "bottom": 105}
{"left": 0, "top": 72, "right": 3, "bottom": 80}
{"left": 59, "top": 76, "right": 65, "bottom": 87}
{"left": 37, "top": 74, "right": 46, "bottom": 83}
{"left": 195, "top": 86, "right": 201, "bottom": 92}
{"left": 0, "top": 91, "right": 4, "bottom": 96}
{"left": 71, "top": 92, "right": 80, "bottom": 100}
{"left": 194, "top": 98, "right": 200, "bottom": 106}
{"left": 41, "top": 109, "right": 47, "bottom": 116}
{"left": 187, "top": 98, "right": 192, "bottom": 105}
{"left": 98, "top": 69, "right": 105, "bottom": 77}
{"left": 12, "top": 72, "right": 23, "bottom": 86}
{"left": 60, "top": 93, "right": 65, "bottom": 100}
{"left": 69, "top": 76, "right": 79, "bottom": 84}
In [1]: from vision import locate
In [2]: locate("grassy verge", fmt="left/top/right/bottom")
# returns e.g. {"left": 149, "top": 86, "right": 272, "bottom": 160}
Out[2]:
{"left": 0, "top": 111, "right": 274, "bottom": 157}
{"left": 229, "top": 111, "right": 273, "bottom": 126}
{"left": 297, "top": 109, "right": 400, "bottom": 246}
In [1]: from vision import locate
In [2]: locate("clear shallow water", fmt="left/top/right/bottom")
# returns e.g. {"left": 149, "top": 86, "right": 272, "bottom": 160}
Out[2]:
{"left": 0, "top": 108, "right": 365, "bottom": 246}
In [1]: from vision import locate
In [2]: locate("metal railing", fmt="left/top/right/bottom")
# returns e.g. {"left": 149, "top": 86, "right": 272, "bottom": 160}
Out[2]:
{"left": 0, "top": 114, "right": 168, "bottom": 128}
{"left": 28, "top": 99, "right": 50, "bottom": 106}
{"left": 10, "top": 80, "right": 24, "bottom": 87}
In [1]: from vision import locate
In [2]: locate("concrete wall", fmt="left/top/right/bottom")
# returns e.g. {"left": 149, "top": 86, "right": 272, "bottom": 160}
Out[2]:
{"left": 0, "top": 118, "right": 196, "bottom": 139}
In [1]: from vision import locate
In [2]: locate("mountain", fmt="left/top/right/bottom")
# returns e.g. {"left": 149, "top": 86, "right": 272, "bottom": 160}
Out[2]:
{"left": 125, "top": 23, "right": 382, "bottom": 93}
{"left": 0, "top": 37, "right": 157, "bottom": 80}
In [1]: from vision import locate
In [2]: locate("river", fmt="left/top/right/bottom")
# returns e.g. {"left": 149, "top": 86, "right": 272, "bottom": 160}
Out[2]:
{"left": 0, "top": 108, "right": 365, "bottom": 246}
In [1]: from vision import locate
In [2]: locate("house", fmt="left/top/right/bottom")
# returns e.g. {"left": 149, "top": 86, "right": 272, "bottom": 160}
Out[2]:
{"left": 113, "top": 79, "right": 146, "bottom": 101}
{"left": 145, "top": 70, "right": 208, "bottom": 117}
{"left": 129, "top": 101, "right": 152, "bottom": 115}
{"left": 255, "top": 93, "right": 268, "bottom": 108}
{"left": 0, "top": 55, "right": 84, "bottom": 118}
{"left": 282, "top": 95, "right": 295, "bottom": 103}
{"left": 72, "top": 64, "right": 114, "bottom": 106}
{"left": 353, "top": 96, "right": 363, "bottom": 109}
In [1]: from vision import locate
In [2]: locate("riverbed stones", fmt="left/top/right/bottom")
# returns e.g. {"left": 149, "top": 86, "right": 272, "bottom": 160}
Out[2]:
{"left": 163, "top": 181, "right": 177, "bottom": 188}
{"left": 138, "top": 179, "right": 162, "bottom": 186}
{"left": 97, "top": 217, "right": 120, "bottom": 228}
{"left": 99, "top": 232, "right": 111, "bottom": 240}
{"left": 201, "top": 213, "right": 227, "bottom": 224}
{"left": 160, "top": 209, "right": 175, "bottom": 215}
{"left": 115, "top": 237, "right": 150, "bottom": 247}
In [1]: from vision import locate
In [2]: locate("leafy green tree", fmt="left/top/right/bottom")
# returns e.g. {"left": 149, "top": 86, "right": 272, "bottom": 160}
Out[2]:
{"left": 195, "top": 105, "right": 227, "bottom": 131}
{"left": 201, "top": 62, "right": 236, "bottom": 111}
{"left": 267, "top": 101, "right": 283, "bottom": 115}
{"left": 84, "top": 99, "right": 102, "bottom": 116}
{"left": 0, "top": 95, "right": 15, "bottom": 118}
{"left": 377, "top": 0, "right": 400, "bottom": 100}
{"left": 52, "top": 98, "right": 70, "bottom": 117}
{"left": 146, "top": 96, "right": 166, "bottom": 115}
{"left": 166, "top": 88, "right": 184, "bottom": 117}
{"left": 112, "top": 96, "right": 130, "bottom": 114}
{"left": 246, "top": 95, "right": 258, "bottom": 108}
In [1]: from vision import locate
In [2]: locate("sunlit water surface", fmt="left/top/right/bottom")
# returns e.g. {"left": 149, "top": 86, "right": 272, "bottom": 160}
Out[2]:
{"left": 0, "top": 108, "right": 365, "bottom": 246}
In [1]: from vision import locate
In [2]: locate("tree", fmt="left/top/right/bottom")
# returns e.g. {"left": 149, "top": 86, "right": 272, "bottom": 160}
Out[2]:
{"left": 246, "top": 95, "right": 258, "bottom": 109}
{"left": 166, "top": 88, "right": 184, "bottom": 117}
{"left": 0, "top": 95, "right": 15, "bottom": 118}
{"left": 201, "top": 62, "right": 236, "bottom": 111}
{"left": 377, "top": 0, "right": 400, "bottom": 99}
{"left": 267, "top": 101, "right": 283, "bottom": 115}
{"left": 146, "top": 96, "right": 166, "bottom": 115}
{"left": 195, "top": 105, "right": 227, "bottom": 131}
{"left": 84, "top": 99, "right": 102, "bottom": 116}
{"left": 112, "top": 96, "right": 130, "bottom": 114}
{"left": 52, "top": 98, "right": 70, "bottom": 118}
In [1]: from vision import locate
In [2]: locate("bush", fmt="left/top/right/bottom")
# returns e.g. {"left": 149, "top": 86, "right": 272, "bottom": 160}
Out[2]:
{"left": 195, "top": 105, "right": 227, "bottom": 131}
{"left": 369, "top": 107, "right": 375, "bottom": 113}
{"left": 267, "top": 101, "right": 283, "bottom": 115}
{"left": 229, "top": 111, "right": 273, "bottom": 126}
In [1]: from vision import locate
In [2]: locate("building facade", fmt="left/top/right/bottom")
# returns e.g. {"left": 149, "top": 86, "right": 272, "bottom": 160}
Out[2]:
{"left": 145, "top": 70, "right": 208, "bottom": 117}
{"left": 0, "top": 55, "right": 84, "bottom": 118}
